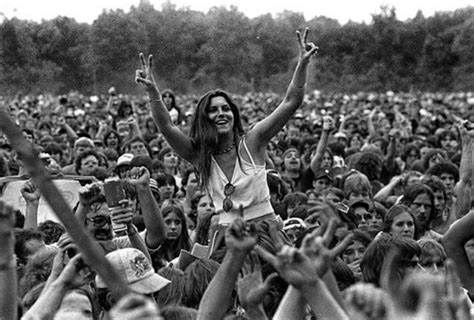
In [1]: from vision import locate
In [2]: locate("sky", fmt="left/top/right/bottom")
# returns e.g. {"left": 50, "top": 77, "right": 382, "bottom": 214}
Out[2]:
{"left": 1, "top": 0, "right": 472, "bottom": 24}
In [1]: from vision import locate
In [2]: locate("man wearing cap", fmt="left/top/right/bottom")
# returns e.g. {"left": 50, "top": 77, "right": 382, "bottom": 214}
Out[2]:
{"left": 348, "top": 198, "right": 375, "bottom": 233}
{"left": 96, "top": 248, "right": 170, "bottom": 313}
{"left": 312, "top": 167, "right": 334, "bottom": 193}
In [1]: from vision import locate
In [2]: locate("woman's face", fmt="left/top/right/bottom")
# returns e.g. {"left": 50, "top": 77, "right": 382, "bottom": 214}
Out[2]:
{"left": 185, "top": 172, "right": 198, "bottom": 198}
{"left": 428, "top": 153, "right": 444, "bottom": 168}
{"left": 390, "top": 212, "right": 415, "bottom": 239}
{"left": 54, "top": 290, "right": 93, "bottom": 320}
{"left": 207, "top": 96, "right": 234, "bottom": 135}
{"left": 159, "top": 182, "right": 175, "bottom": 200}
{"left": 420, "top": 247, "right": 445, "bottom": 274}
{"left": 322, "top": 151, "right": 332, "bottom": 168}
{"left": 162, "top": 93, "right": 173, "bottom": 108}
{"left": 197, "top": 195, "right": 215, "bottom": 218}
{"left": 349, "top": 135, "right": 362, "bottom": 149}
{"left": 164, "top": 211, "right": 183, "bottom": 240}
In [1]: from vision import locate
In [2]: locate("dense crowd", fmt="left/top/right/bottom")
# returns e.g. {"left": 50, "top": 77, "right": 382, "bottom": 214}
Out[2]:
{"left": 0, "top": 28, "right": 474, "bottom": 320}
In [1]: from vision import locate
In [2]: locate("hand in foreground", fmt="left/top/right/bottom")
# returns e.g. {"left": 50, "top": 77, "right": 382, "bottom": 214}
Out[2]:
{"left": 109, "top": 293, "right": 162, "bottom": 320}
{"left": 237, "top": 251, "right": 278, "bottom": 310}
{"left": 344, "top": 283, "right": 388, "bottom": 320}
{"left": 225, "top": 215, "right": 258, "bottom": 254}
{"left": 21, "top": 180, "right": 41, "bottom": 203}
{"left": 78, "top": 182, "right": 103, "bottom": 208}
{"left": 56, "top": 253, "right": 94, "bottom": 290}
{"left": 124, "top": 166, "right": 150, "bottom": 187}
{"left": 296, "top": 28, "right": 319, "bottom": 63}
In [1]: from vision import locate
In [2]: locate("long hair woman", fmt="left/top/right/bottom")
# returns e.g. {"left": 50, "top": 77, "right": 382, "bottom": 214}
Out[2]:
{"left": 157, "top": 204, "right": 192, "bottom": 262}
{"left": 135, "top": 28, "right": 318, "bottom": 229}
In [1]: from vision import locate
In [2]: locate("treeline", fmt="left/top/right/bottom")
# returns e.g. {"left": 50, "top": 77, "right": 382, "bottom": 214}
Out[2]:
{"left": 1, "top": 1, "right": 473, "bottom": 96}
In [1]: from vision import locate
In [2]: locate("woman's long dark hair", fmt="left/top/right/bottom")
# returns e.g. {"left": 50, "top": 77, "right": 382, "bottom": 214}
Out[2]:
{"left": 189, "top": 90, "right": 244, "bottom": 189}
{"left": 159, "top": 205, "right": 192, "bottom": 261}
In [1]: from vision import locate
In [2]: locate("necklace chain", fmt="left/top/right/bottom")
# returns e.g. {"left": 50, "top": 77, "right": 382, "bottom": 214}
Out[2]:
{"left": 215, "top": 142, "right": 235, "bottom": 155}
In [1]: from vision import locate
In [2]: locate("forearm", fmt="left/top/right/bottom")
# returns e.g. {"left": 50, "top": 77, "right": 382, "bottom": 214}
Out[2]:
{"left": 62, "top": 124, "right": 78, "bottom": 140}
{"left": 23, "top": 280, "right": 68, "bottom": 320}
{"left": 197, "top": 250, "right": 247, "bottom": 320}
{"left": 374, "top": 179, "right": 398, "bottom": 202}
{"left": 310, "top": 129, "right": 329, "bottom": 173}
{"left": 284, "top": 60, "right": 309, "bottom": 107}
{"left": 322, "top": 271, "right": 346, "bottom": 312}
{"left": 301, "top": 279, "right": 349, "bottom": 320}
{"left": 0, "top": 233, "right": 17, "bottom": 320}
{"left": 127, "top": 225, "right": 152, "bottom": 262}
{"left": 273, "top": 286, "right": 306, "bottom": 320}
{"left": 24, "top": 202, "right": 39, "bottom": 228}
{"left": 136, "top": 185, "right": 166, "bottom": 248}
{"left": 385, "top": 136, "right": 397, "bottom": 161}
{"left": 367, "top": 116, "right": 376, "bottom": 138}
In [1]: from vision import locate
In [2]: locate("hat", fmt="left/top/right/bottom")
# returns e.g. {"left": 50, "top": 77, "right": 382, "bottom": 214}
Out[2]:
{"left": 96, "top": 248, "right": 170, "bottom": 294}
{"left": 334, "top": 132, "right": 347, "bottom": 140}
{"left": 117, "top": 153, "right": 134, "bottom": 167}
{"left": 348, "top": 198, "right": 372, "bottom": 211}
{"left": 74, "top": 137, "right": 94, "bottom": 149}
{"left": 314, "top": 168, "right": 333, "bottom": 181}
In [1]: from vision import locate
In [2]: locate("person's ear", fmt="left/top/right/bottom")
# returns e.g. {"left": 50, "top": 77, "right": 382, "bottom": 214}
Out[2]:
{"left": 106, "top": 292, "right": 116, "bottom": 307}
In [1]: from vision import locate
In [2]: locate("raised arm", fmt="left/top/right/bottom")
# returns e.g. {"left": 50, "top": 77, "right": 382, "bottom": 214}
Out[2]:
{"left": 126, "top": 167, "right": 166, "bottom": 249}
{"left": 310, "top": 116, "right": 334, "bottom": 173}
{"left": 21, "top": 179, "right": 41, "bottom": 229}
{"left": 453, "top": 126, "right": 473, "bottom": 219}
{"left": 248, "top": 28, "right": 318, "bottom": 152}
{"left": 0, "top": 201, "right": 17, "bottom": 320}
{"left": 135, "top": 54, "right": 196, "bottom": 163}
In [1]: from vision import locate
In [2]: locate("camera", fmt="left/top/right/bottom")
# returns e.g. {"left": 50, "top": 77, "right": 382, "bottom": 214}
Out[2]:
{"left": 103, "top": 177, "right": 128, "bottom": 234}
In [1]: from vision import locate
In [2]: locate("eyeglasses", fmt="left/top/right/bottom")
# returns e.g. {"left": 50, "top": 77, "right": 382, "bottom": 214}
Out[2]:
{"left": 223, "top": 183, "right": 235, "bottom": 212}
{"left": 356, "top": 213, "right": 374, "bottom": 221}
{"left": 86, "top": 215, "right": 111, "bottom": 227}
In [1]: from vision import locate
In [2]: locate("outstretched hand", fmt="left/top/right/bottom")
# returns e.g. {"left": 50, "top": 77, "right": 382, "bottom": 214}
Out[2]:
{"left": 225, "top": 217, "right": 258, "bottom": 254}
{"left": 135, "top": 53, "right": 159, "bottom": 97}
{"left": 21, "top": 179, "right": 41, "bottom": 203}
{"left": 296, "top": 28, "right": 319, "bottom": 63}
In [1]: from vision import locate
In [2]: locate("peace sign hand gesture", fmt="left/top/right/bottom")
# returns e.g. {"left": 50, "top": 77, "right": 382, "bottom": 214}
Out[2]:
{"left": 296, "top": 28, "right": 319, "bottom": 63}
{"left": 135, "top": 53, "right": 160, "bottom": 98}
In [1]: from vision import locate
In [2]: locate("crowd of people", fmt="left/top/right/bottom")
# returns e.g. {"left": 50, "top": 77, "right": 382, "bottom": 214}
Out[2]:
{"left": 0, "top": 28, "right": 474, "bottom": 319}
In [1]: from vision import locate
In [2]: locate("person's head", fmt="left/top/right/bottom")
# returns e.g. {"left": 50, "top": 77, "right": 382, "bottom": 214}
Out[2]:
{"left": 437, "top": 129, "right": 458, "bottom": 152}
{"left": 73, "top": 137, "right": 95, "bottom": 158}
{"left": 75, "top": 149, "right": 101, "bottom": 176}
{"left": 96, "top": 248, "right": 170, "bottom": 310}
{"left": 400, "top": 184, "right": 436, "bottom": 233}
{"left": 343, "top": 171, "right": 372, "bottom": 201}
{"left": 55, "top": 287, "right": 99, "bottom": 320}
{"left": 115, "top": 153, "right": 134, "bottom": 178}
{"left": 341, "top": 229, "right": 372, "bottom": 265}
{"left": 383, "top": 204, "right": 418, "bottom": 240}
{"left": 189, "top": 90, "right": 244, "bottom": 187}
{"left": 402, "top": 143, "right": 421, "bottom": 166}
{"left": 43, "top": 142, "right": 63, "bottom": 165}
{"left": 402, "top": 171, "right": 423, "bottom": 187}
{"left": 19, "top": 245, "right": 58, "bottom": 297}
{"left": 282, "top": 192, "right": 308, "bottom": 218}
{"left": 156, "top": 173, "right": 178, "bottom": 200}
{"left": 14, "top": 229, "right": 46, "bottom": 266}
{"left": 161, "top": 204, "right": 188, "bottom": 242}
{"left": 154, "top": 266, "right": 185, "bottom": 307}
{"left": 422, "top": 149, "right": 446, "bottom": 171}
{"left": 160, "top": 306, "right": 198, "bottom": 320}
{"left": 421, "top": 175, "right": 448, "bottom": 216}
{"left": 83, "top": 194, "right": 114, "bottom": 242}
{"left": 312, "top": 168, "right": 333, "bottom": 193}
{"left": 181, "top": 168, "right": 199, "bottom": 199}
{"left": 158, "top": 147, "right": 179, "bottom": 170}
{"left": 37, "top": 220, "right": 65, "bottom": 244}
{"left": 360, "top": 234, "right": 421, "bottom": 286}
{"left": 425, "top": 161, "right": 459, "bottom": 197}
{"left": 352, "top": 152, "right": 383, "bottom": 182}
{"left": 192, "top": 193, "right": 215, "bottom": 219}
{"left": 348, "top": 199, "right": 373, "bottom": 233}
{"left": 182, "top": 258, "right": 220, "bottom": 309}
{"left": 161, "top": 89, "right": 177, "bottom": 111}
{"left": 418, "top": 239, "right": 447, "bottom": 274}
{"left": 103, "top": 130, "right": 121, "bottom": 151}
{"left": 281, "top": 148, "right": 301, "bottom": 173}
{"left": 370, "top": 201, "right": 386, "bottom": 236}
{"left": 322, "top": 187, "right": 345, "bottom": 205}
{"left": 124, "top": 136, "right": 150, "bottom": 157}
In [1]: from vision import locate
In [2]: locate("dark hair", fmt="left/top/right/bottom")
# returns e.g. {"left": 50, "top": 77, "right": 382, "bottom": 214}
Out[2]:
{"left": 182, "top": 258, "right": 220, "bottom": 308}
{"left": 43, "top": 142, "right": 63, "bottom": 157}
{"left": 19, "top": 246, "right": 58, "bottom": 297}
{"left": 422, "top": 149, "right": 447, "bottom": 171}
{"left": 425, "top": 161, "right": 459, "bottom": 182}
{"left": 122, "top": 136, "right": 151, "bottom": 156}
{"left": 351, "top": 152, "right": 383, "bottom": 181}
{"left": 382, "top": 204, "right": 419, "bottom": 239}
{"left": 37, "top": 220, "right": 65, "bottom": 244}
{"left": 189, "top": 90, "right": 244, "bottom": 189}
{"left": 75, "top": 149, "right": 101, "bottom": 174}
{"left": 401, "top": 143, "right": 420, "bottom": 162}
{"left": 400, "top": 183, "right": 437, "bottom": 226}
{"left": 155, "top": 267, "right": 185, "bottom": 307}
{"left": 160, "top": 306, "right": 197, "bottom": 320}
{"left": 103, "top": 130, "right": 122, "bottom": 152}
{"left": 159, "top": 205, "right": 192, "bottom": 261}
{"left": 360, "top": 234, "right": 421, "bottom": 286}
{"left": 156, "top": 173, "right": 178, "bottom": 196}
{"left": 190, "top": 193, "right": 215, "bottom": 246}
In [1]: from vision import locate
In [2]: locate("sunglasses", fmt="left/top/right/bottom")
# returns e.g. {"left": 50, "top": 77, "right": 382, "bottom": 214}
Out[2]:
{"left": 86, "top": 215, "right": 111, "bottom": 227}
{"left": 356, "top": 213, "right": 374, "bottom": 221}
{"left": 223, "top": 183, "right": 235, "bottom": 212}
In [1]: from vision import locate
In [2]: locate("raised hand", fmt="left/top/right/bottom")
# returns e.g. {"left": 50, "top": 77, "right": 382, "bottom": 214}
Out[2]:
{"left": 78, "top": 182, "right": 103, "bottom": 208}
{"left": 225, "top": 217, "right": 258, "bottom": 254}
{"left": 322, "top": 116, "right": 335, "bottom": 131}
{"left": 237, "top": 251, "right": 278, "bottom": 310}
{"left": 56, "top": 254, "right": 94, "bottom": 289}
{"left": 296, "top": 28, "right": 319, "bottom": 63}
{"left": 109, "top": 199, "right": 134, "bottom": 227}
{"left": 135, "top": 53, "right": 159, "bottom": 97}
{"left": 344, "top": 283, "right": 389, "bottom": 320}
{"left": 21, "top": 180, "right": 41, "bottom": 203}
{"left": 125, "top": 166, "right": 150, "bottom": 187}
